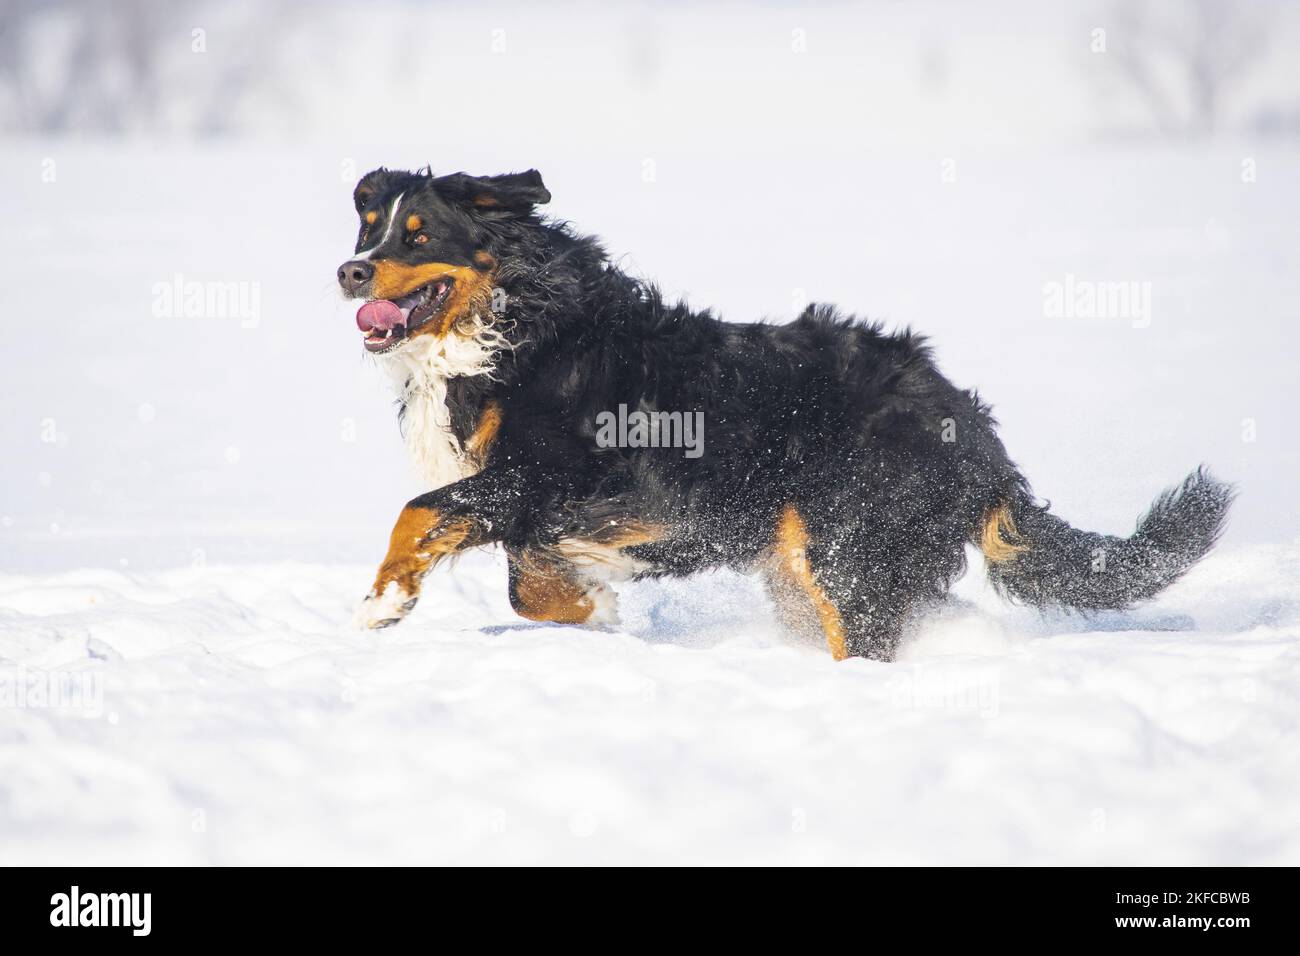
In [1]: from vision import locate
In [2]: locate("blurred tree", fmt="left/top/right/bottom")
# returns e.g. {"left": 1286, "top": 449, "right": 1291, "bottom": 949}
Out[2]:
{"left": 1099, "top": 0, "right": 1269, "bottom": 137}
{"left": 0, "top": 0, "right": 295, "bottom": 135}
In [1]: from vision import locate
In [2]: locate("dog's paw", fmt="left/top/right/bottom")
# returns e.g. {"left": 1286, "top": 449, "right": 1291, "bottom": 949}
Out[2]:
{"left": 584, "top": 583, "right": 621, "bottom": 628}
{"left": 354, "top": 581, "right": 418, "bottom": 630}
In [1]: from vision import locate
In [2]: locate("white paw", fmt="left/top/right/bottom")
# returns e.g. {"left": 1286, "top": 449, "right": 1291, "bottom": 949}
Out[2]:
{"left": 585, "top": 584, "right": 621, "bottom": 628}
{"left": 354, "top": 581, "right": 416, "bottom": 630}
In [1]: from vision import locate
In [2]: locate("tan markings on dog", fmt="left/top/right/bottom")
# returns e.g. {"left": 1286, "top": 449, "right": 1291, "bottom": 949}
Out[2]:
{"left": 371, "top": 261, "right": 474, "bottom": 299}
{"left": 510, "top": 555, "right": 598, "bottom": 624}
{"left": 772, "top": 505, "right": 848, "bottom": 661}
{"left": 370, "top": 506, "right": 482, "bottom": 599}
{"left": 369, "top": 260, "right": 498, "bottom": 338}
{"left": 437, "top": 268, "right": 497, "bottom": 336}
{"left": 405, "top": 214, "right": 422, "bottom": 232}
{"left": 365, "top": 210, "right": 378, "bottom": 225}
{"left": 473, "top": 250, "right": 496, "bottom": 269}
{"left": 552, "top": 521, "right": 661, "bottom": 577}
{"left": 473, "top": 195, "right": 501, "bottom": 208}
{"left": 465, "top": 401, "right": 503, "bottom": 465}
{"left": 979, "top": 503, "right": 1027, "bottom": 563}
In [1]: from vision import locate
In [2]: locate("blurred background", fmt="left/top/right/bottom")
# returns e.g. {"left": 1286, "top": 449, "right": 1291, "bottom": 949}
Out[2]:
{"left": 3, "top": 0, "right": 1299, "bottom": 572}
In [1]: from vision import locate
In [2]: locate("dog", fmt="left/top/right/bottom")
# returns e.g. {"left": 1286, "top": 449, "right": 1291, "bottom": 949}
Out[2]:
{"left": 336, "top": 166, "right": 1233, "bottom": 660}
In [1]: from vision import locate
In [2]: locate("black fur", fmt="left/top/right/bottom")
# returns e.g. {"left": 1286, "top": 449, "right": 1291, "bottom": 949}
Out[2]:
{"left": 988, "top": 467, "right": 1235, "bottom": 611}
{"left": 340, "top": 167, "right": 1235, "bottom": 660}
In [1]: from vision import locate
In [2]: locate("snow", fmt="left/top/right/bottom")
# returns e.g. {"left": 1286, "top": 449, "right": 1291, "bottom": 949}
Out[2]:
{"left": 3, "top": 547, "right": 1299, "bottom": 865}
{"left": 3, "top": 0, "right": 1300, "bottom": 865}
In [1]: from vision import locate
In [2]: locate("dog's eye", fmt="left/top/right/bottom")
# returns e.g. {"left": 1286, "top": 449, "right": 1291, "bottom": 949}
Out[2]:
{"left": 412, "top": 233, "right": 429, "bottom": 245}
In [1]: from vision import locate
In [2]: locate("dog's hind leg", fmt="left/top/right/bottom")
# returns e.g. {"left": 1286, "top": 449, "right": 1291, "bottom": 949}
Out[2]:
{"left": 766, "top": 504, "right": 937, "bottom": 661}
{"left": 766, "top": 505, "right": 858, "bottom": 660}
{"left": 506, "top": 549, "right": 620, "bottom": 627}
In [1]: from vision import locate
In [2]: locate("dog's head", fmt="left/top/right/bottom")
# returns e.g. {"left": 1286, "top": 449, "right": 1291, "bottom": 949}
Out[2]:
{"left": 337, "top": 167, "right": 550, "bottom": 354}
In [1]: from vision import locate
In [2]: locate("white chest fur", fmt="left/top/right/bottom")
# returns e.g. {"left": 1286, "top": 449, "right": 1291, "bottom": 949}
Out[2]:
{"left": 401, "top": 375, "right": 473, "bottom": 489}
{"left": 380, "top": 329, "right": 501, "bottom": 489}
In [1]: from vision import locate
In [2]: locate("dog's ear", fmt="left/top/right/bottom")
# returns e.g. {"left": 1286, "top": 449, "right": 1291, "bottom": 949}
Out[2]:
{"left": 353, "top": 168, "right": 395, "bottom": 212}
{"left": 437, "top": 170, "right": 551, "bottom": 214}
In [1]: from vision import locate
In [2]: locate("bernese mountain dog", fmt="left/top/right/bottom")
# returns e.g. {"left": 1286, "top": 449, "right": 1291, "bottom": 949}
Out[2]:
{"left": 337, "top": 167, "right": 1233, "bottom": 661}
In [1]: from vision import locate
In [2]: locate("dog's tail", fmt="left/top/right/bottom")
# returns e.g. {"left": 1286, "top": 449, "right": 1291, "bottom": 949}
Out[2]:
{"left": 979, "top": 467, "right": 1234, "bottom": 611}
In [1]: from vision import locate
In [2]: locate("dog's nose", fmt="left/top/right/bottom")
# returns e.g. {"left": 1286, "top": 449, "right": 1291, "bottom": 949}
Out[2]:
{"left": 337, "top": 259, "right": 375, "bottom": 294}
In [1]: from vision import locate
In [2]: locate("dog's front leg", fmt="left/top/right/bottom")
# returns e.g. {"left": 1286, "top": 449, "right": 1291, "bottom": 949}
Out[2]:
{"left": 355, "top": 467, "right": 536, "bottom": 630}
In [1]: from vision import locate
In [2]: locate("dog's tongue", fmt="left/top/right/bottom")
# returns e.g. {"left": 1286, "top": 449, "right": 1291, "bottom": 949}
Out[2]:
{"left": 356, "top": 299, "right": 405, "bottom": 333}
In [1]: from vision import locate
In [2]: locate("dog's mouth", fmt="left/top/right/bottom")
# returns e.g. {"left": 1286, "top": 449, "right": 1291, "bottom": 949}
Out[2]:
{"left": 355, "top": 277, "right": 454, "bottom": 353}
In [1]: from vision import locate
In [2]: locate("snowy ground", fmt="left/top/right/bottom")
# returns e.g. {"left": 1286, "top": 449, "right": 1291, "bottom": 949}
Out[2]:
{"left": 3, "top": 2, "right": 1300, "bottom": 863}
{"left": 2, "top": 545, "right": 1299, "bottom": 865}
